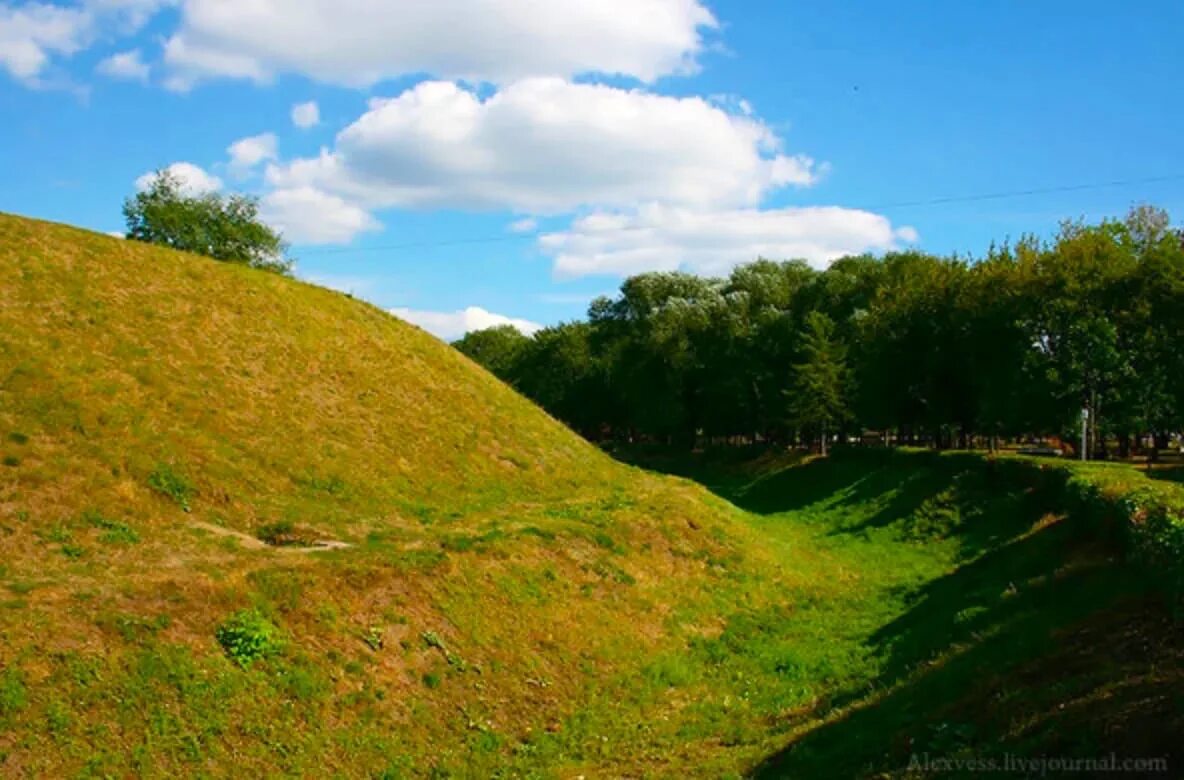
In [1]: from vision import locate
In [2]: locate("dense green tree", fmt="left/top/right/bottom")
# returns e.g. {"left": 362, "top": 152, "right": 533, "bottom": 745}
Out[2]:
{"left": 453, "top": 325, "right": 531, "bottom": 381}
{"left": 1021, "top": 220, "right": 1137, "bottom": 456}
{"left": 124, "top": 170, "right": 292, "bottom": 274}
{"left": 964, "top": 242, "right": 1043, "bottom": 448}
{"left": 787, "top": 312, "right": 850, "bottom": 455}
{"left": 513, "top": 323, "right": 611, "bottom": 437}
{"left": 1111, "top": 206, "right": 1184, "bottom": 455}
{"left": 588, "top": 272, "right": 726, "bottom": 446}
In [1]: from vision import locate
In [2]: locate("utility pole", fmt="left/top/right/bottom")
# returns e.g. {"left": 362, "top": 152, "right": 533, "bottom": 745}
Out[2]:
{"left": 1080, "top": 407, "right": 1089, "bottom": 461}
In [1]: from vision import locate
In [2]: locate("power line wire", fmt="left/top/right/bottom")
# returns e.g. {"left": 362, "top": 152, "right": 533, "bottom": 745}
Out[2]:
{"left": 860, "top": 173, "right": 1184, "bottom": 210}
{"left": 296, "top": 173, "right": 1184, "bottom": 257}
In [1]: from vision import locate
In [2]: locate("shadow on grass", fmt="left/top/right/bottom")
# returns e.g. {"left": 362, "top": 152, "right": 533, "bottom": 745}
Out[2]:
{"left": 619, "top": 446, "right": 1061, "bottom": 562}
{"left": 865, "top": 516, "right": 1093, "bottom": 689}
{"left": 616, "top": 445, "right": 1183, "bottom": 778}
{"left": 743, "top": 473, "right": 1183, "bottom": 777}
{"left": 612, "top": 445, "right": 899, "bottom": 511}
{"left": 750, "top": 560, "right": 1181, "bottom": 778}
{"left": 1147, "top": 466, "right": 1184, "bottom": 486}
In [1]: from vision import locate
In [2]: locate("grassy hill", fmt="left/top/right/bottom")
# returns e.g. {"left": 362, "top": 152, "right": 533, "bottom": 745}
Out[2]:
{"left": 0, "top": 213, "right": 762, "bottom": 776}
{"left": 1, "top": 213, "right": 1181, "bottom": 778}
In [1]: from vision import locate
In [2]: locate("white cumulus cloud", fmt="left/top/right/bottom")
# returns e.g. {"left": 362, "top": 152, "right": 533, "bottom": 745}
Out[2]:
{"left": 96, "top": 47, "right": 149, "bottom": 80}
{"left": 164, "top": 0, "right": 715, "bottom": 88}
{"left": 0, "top": 3, "right": 91, "bottom": 81}
{"left": 539, "top": 203, "right": 920, "bottom": 278}
{"left": 390, "top": 306, "right": 542, "bottom": 341}
{"left": 227, "top": 132, "right": 278, "bottom": 173}
{"left": 135, "top": 161, "right": 222, "bottom": 195}
{"left": 260, "top": 186, "right": 380, "bottom": 245}
{"left": 291, "top": 100, "right": 319, "bottom": 128}
{"left": 1, "top": 0, "right": 169, "bottom": 83}
{"left": 266, "top": 78, "right": 819, "bottom": 215}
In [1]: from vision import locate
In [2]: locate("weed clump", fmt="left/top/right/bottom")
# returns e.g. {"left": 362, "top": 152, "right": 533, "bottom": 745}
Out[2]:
{"left": 0, "top": 670, "right": 27, "bottom": 720}
{"left": 421, "top": 630, "right": 446, "bottom": 651}
{"left": 364, "top": 626, "right": 384, "bottom": 651}
{"left": 83, "top": 510, "right": 140, "bottom": 545}
{"left": 148, "top": 464, "right": 194, "bottom": 511}
{"left": 216, "top": 610, "right": 283, "bottom": 667}
{"left": 422, "top": 631, "right": 466, "bottom": 670}
{"left": 298, "top": 474, "right": 347, "bottom": 496}
{"left": 60, "top": 544, "right": 85, "bottom": 560}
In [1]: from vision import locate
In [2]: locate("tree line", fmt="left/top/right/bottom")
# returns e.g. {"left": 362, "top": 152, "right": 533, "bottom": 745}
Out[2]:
{"left": 455, "top": 206, "right": 1184, "bottom": 458}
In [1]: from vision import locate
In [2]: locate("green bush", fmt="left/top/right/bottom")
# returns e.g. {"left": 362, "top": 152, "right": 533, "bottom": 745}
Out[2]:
{"left": 1109, "top": 483, "right": 1184, "bottom": 607}
{"left": 215, "top": 610, "right": 284, "bottom": 667}
{"left": 1002, "top": 456, "right": 1184, "bottom": 612}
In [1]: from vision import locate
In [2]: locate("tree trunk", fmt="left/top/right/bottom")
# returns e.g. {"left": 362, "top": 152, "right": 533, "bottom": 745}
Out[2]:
{"left": 1088, "top": 389, "right": 1100, "bottom": 461}
{"left": 821, "top": 421, "right": 828, "bottom": 457}
{"left": 1089, "top": 388, "right": 1098, "bottom": 456}
{"left": 1150, "top": 431, "right": 1169, "bottom": 466}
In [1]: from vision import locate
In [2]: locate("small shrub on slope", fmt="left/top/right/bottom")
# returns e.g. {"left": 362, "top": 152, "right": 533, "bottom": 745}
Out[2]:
{"left": 216, "top": 610, "right": 284, "bottom": 667}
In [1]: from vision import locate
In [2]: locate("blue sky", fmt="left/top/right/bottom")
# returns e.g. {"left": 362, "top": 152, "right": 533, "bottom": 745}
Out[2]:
{"left": 2, "top": 1, "right": 1181, "bottom": 339}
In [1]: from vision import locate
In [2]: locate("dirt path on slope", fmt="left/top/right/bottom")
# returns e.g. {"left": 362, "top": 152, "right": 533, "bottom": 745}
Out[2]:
{"left": 190, "top": 521, "right": 351, "bottom": 552}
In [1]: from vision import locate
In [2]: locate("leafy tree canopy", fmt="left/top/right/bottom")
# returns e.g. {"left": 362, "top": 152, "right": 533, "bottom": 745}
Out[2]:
{"left": 787, "top": 311, "right": 850, "bottom": 454}
{"left": 123, "top": 170, "right": 292, "bottom": 275}
{"left": 453, "top": 325, "right": 531, "bottom": 379}
{"left": 457, "top": 205, "right": 1184, "bottom": 456}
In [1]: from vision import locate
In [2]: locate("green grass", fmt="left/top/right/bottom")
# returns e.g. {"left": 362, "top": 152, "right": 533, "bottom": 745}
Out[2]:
{"left": 618, "top": 447, "right": 1184, "bottom": 777}
{"left": 1, "top": 213, "right": 1181, "bottom": 777}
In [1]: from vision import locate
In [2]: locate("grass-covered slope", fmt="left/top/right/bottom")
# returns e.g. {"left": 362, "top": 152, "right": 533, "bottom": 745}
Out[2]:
{"left": 0, "top": 214, "right": 759, "bottom": 777}
{"left": 0, "top": 213, "right": 635, "bottom": 524}
{"left": 2, "top": 213, "right": 1181, "bottom": 778}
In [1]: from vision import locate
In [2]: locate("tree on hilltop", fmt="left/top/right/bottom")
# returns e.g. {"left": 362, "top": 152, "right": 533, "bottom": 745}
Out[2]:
{"left": 124, "top": 169, "right": 292, "bottom": 275}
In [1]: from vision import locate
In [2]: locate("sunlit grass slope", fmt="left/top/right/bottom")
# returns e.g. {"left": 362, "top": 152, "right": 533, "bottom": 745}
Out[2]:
{"left": 0, "top": 213, "right": 762, "bottom": 777}
{"left": 1, "top": 213, "right": 1181, "bottom": 778}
